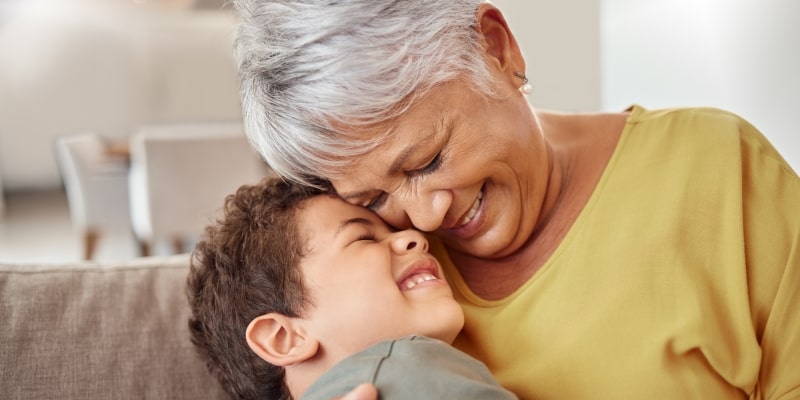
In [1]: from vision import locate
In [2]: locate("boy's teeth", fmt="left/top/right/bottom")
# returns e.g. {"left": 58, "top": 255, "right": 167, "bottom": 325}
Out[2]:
{"left": 401, "top": 273, "right": 438, "bottom": 290}
{"left": 459, "top": 190, "right": 483, "bottom": 226}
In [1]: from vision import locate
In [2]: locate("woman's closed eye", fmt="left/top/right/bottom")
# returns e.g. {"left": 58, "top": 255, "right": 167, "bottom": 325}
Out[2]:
{"left": 365, "top": 152, "right": 442, "bottom": 211}
{"left": 365, "top": 193, "right": 388, "bottom": 211}
{"left": 410, "top": 152, "right": 442, "bottom": 177}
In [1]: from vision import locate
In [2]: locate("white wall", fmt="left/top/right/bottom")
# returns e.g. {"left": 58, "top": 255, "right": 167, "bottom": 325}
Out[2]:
{"left": 601, "top": 0, "right": 800, "bottom": 171}
{"left": 0, "top": 1, "right": 241, "bottom": 191}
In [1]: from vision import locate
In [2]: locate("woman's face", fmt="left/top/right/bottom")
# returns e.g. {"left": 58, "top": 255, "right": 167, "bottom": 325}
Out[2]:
{"left": 331, "top": 79, "right": 550, "bottom": 259}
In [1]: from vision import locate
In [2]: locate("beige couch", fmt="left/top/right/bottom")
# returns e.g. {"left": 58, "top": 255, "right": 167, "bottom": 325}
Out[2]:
{"left": 0, "top": 254, "right": 228, "bottom": 399}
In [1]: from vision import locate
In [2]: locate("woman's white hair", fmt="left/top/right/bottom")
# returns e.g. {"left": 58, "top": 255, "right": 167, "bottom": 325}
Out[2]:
{"left": 234, "top": 0, "right": 494, "bottom": 187}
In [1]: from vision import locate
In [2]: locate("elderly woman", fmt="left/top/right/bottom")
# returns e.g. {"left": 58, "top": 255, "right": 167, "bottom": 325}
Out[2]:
{"left": 232, "top": 0, "right": 799, "bottom": 399}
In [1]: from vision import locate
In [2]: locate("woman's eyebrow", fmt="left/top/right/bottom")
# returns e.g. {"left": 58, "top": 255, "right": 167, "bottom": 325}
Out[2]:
{"left": 389, "top": 142, "right": 422, "bottom": 174}
{"left": 339, "top": 190, "right": 370, "bottom": 202}
{"left": 389, "top": 116, "right": 447, "bottom": 173}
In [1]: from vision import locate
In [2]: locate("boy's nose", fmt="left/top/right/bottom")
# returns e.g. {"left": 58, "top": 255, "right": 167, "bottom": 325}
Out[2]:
{"left": 391, "top": 229, "right": 429, "bottom": 254}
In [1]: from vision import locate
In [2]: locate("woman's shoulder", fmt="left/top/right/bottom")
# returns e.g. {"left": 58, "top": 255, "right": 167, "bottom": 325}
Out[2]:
{"left": 624, "top": 104, "right": 751, "bottom": 132}
{"left": 618, "top": 104, "right": 757, "bottom": 148}
{"left": 539, "top": 104, "right": 748, "bottom": 126}
{"left": 614, "top": 105, "right": 797, "bottom": 182}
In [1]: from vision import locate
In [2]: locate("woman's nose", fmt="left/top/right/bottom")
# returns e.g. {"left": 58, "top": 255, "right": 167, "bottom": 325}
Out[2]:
{"left": 394, "top": 189, "right": 452, "bottom": 232}
{"left": 390, "top": 229, "right": 429, "bottom": 254}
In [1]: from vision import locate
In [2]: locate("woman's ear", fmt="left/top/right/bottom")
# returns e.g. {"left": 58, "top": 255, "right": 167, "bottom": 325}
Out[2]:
{"left": 246, "top": 313, "right": 319, "bottom": 367}
{"left": 475, "top": 3, "right": 526, "bottom": 80}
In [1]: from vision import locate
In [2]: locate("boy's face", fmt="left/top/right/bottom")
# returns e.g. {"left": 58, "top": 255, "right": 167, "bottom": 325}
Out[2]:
{"left": 297, "top": 195, "right": 464, "bottom": 360}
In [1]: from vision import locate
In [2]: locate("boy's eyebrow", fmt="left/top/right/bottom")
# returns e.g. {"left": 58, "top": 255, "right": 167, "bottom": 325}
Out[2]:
{"left": 335, "top": 217, "right": 374, "bottom": 236}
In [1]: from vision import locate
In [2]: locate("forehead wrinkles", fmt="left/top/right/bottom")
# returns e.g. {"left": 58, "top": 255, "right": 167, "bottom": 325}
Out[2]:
{"left": 327, "top": 88, "right": 449, "bottom": 192}
{"left": 330, "top": 143, "right": 402, "bottom": 197}
{"left": 327, "top": 120, "right": 401, "bottom": 183}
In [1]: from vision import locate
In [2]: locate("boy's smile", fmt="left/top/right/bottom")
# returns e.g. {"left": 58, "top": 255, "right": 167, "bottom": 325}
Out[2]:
{"left": 396, "top": 257, "right": 443, "bottom": 291}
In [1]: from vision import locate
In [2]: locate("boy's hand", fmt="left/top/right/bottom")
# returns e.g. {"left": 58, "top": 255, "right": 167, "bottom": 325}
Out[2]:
{"left": 334, "top": 383, "right": 377, "bottom": 400}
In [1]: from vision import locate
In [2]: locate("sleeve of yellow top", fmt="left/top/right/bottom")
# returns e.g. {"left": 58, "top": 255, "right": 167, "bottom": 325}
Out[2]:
{"left": 738, "top": 120, "right": 800, "bottom": 399}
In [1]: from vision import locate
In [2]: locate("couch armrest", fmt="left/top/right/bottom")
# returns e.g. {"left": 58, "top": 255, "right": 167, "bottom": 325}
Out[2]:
{"left": 0, "top": 254, "right": 228, "bottom": 399}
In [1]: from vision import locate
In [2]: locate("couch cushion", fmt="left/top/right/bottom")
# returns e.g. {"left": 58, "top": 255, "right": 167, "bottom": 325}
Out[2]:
{"left": 0, "top": 254, "right": 228, "bottom": 399}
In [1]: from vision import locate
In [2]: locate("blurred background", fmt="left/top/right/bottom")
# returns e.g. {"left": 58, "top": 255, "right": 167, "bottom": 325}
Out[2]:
{"left": 0, "top": 0, "right": 239, "bottom": 192}
{"left": 1, "top": 0, "right": 798, "bottom": 263}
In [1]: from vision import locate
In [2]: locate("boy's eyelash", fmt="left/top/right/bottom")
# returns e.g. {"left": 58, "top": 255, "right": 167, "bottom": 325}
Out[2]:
{"left": 357, "top": 233, "right": 377, "bottom": 241}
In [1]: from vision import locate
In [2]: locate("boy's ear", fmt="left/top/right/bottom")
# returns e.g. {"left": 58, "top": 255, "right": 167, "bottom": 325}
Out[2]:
{"left": 246, "top": 313, "right": 319, "bottom": 367}
{"left": 475, "top": 3, "right": 526, "bottom": 83}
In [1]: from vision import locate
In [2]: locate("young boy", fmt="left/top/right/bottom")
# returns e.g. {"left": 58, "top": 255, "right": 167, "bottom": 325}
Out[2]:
{"left": 186, "top": 177, "right": 517, "bottom": 400}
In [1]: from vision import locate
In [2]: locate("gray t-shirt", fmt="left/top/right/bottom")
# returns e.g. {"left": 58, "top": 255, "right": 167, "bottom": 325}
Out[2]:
{"left": 301, "top": 335, "right": 518, "bottom": 400}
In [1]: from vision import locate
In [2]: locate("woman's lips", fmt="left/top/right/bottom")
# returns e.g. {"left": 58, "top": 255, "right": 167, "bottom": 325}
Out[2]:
{"left": 443, "top": 186, "right": 486, "bottom": 239}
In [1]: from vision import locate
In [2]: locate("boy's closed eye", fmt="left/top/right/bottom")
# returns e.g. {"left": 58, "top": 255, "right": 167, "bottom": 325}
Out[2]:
{"left": 355, "top": 233, "right": 377, "bottom": 242}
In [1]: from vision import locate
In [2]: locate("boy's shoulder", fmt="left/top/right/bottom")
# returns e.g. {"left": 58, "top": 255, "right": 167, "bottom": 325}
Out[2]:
{"left": 303, "top": 336, "right": 517, "bottom": 400}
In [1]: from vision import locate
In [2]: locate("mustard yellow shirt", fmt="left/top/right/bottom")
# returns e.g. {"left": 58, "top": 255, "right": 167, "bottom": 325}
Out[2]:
{"left": 435, "top": 106, "right": 800, "bottom": 399}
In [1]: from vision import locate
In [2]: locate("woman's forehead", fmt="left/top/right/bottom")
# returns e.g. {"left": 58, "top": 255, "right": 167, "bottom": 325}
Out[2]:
{"left": 325, "top": 81, "right": 464, "bottom": 182}
{"left": 329, "top": 154, "right": 394, "bottom": 196}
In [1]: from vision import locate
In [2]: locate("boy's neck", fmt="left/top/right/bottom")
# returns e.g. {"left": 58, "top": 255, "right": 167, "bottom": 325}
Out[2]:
{"left": 285, "top": 353, "right": 338, "bottom": 399}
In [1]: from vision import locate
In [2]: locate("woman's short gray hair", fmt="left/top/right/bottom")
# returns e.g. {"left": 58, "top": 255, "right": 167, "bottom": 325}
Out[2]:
{"left": 234, "top": 0, "right": 494, "bottom": 187}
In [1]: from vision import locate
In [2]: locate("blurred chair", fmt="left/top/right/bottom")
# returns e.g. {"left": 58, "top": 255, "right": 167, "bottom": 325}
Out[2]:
{"left": 0, "top": 169, "right": 5, "bottom": 218}
{"left": 55, "top": 133, "right": 132, "bottom": 260}
{"left": 128, "top": 123, "right": 270, "bottom": 256}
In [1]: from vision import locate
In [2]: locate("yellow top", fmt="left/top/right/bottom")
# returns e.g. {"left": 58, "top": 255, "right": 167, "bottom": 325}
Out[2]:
{"left": 435, "top": 106, "right": 800, "bottom": 399}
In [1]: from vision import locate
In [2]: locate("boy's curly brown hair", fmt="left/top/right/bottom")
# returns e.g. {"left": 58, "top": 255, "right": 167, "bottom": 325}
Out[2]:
{"left": 186, "top": 176, "right": 332, "bottom": 400}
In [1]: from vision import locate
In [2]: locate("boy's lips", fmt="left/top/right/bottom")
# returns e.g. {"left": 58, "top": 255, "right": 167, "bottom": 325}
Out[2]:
{"left": 396, "top": 258, "right": 442, "bottom": 291}
{"left": 399, "top": 272, "right": 439, "bottom": 290}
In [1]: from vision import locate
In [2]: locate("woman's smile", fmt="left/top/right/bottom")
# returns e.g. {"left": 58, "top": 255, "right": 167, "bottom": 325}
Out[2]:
{"left": 446, "top": 185, "right": 488, "bottom": 240}
{"left": 459, "top": 187, "right": 483, "bottom": 226}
